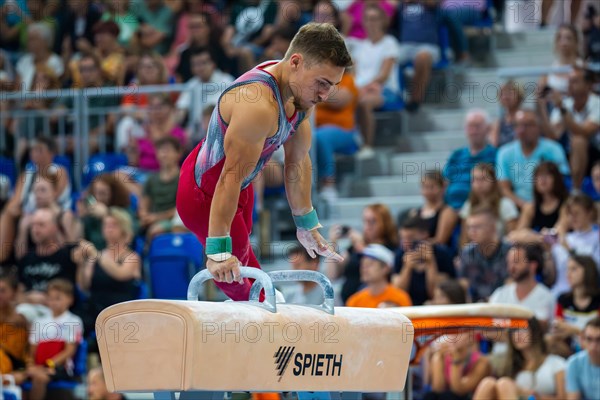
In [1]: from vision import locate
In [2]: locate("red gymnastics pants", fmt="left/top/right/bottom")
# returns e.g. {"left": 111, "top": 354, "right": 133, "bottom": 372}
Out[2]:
{"left": 176, "top": 143, "right": 262, "bottom": 301}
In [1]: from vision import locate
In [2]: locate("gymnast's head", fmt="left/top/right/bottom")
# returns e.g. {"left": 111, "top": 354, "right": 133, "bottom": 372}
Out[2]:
{"left": 283, "top": 22, "right": 352, "bottom": 111}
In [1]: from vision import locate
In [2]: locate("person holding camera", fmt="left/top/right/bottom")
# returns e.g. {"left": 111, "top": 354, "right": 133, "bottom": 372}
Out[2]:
{"left": 392, "top": 215, "right": 455, "bottom": 305}
{"left": 327, "top": 203, "right": 398, "bottom": 304}
{"left": 458, "top": 207, "right": 512, "bottom": 303}
{"left": 542, "top": 66, "right": 600, "bottom": 191}
{"left": 77, "top": 174, "right": 136, "bottom": 251}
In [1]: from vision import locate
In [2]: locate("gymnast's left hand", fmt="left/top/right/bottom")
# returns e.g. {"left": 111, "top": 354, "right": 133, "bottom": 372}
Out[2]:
{"left": 297, "top": 229, "right": 344, "bottom": 262}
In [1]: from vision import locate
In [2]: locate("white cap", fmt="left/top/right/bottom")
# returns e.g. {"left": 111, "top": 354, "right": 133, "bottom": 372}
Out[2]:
{"left": 361, "top": 244, "right": 395, "bottom": 268}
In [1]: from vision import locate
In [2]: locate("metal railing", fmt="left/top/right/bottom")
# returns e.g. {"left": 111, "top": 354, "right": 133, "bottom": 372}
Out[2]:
{"left": 0, "top": 83, "right": 209, "bottom": 190}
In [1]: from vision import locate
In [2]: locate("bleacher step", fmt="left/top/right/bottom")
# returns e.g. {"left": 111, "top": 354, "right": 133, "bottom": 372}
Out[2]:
{"left": 348, "top": 175, "right": 423, "bottom": 197}
{"left": 390, "top": 151, "right": 450, "bottom": 176}
{"left": 407, "top": 109, "right": 493, "bottom": 133}
{"left": 491, "top": 49, "right": 555, "bottom": 68}
{"left": 396, "top": 130, "right": 466, "bottom": 153}
{"left": 330, "top": 195, "right": 422, "bottom": 220}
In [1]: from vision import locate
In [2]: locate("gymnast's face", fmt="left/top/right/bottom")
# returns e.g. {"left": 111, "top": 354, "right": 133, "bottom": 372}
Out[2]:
{"left": 287, "top": 54, "right": 344, "bottom": 111}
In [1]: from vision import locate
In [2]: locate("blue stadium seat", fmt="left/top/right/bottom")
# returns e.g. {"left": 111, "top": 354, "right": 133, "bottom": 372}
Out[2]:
{"left": 21, "top": 339, "right": 88, "bottom": 393}
{"left": 53, "top": 155, "right": 72, "bottom": 173}
{"left": 82, "top": 152, "right": 128, "bottom": 187}
{"left": 583, "top": 177, "right": 600, "bottom": 201}
{"left": 2, "top": 392, "right": 19, "bottom": 400}
{"left": 0, "top": 156, "right": 16, "bottom": 188}
{"left": 147, "top": 233, "right": 204, "bottom": 299}
{"left": 563, "top": 176, "right": 600, "bottom": 201}
{"left": 2, "top": 374, "right": 22, "bottom": 400}
{"left": 129, "top": 192, "right": 139, "bottom": 213}
{"left": 24, "top": 155, "right": 73, "bottom": 182}
{"left": 70, "top": 191, "right": 80, "bottom": 213}
{"left": 135, "top": 279, "right": 150, "bottom": 299}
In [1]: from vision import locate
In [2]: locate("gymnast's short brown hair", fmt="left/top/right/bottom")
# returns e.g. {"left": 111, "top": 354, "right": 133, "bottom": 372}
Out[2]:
{"left": 284, "top": 22, "right": 353, "bottom": 68}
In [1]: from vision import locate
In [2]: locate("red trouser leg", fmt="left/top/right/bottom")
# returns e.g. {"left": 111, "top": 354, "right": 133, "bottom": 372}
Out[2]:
{"left": 176, "top": 146, "right": 262, "bottom": 301}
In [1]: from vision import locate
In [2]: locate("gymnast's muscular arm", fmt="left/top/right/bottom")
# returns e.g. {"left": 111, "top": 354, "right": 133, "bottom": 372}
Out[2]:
{"left": 283, "top": 110, "right": 314, "bottom": 216}
{"left": 209, "top": 83, "right": 277, "bottom": 237}
{"left": 283, "top": 112, "right": 343, "bottom": 261}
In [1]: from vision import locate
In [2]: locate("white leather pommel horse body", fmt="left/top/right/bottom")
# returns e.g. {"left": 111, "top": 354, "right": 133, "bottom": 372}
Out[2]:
{"left": 96, "top": 268, "right": 415, "bottom": 400}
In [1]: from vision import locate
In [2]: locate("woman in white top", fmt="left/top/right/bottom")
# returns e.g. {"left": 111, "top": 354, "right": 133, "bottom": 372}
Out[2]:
{"left": 473, "top": 317, "right": 566, "bottom": 400}
{"left": 539, "top": 24, "right": 582, "bottom": 96}
{"left": 551, "top": 192, "right": 600, "bottom": 297}
{"left": 346, "top": 3, "right": 400, "bottom": 157}
{"left": 459, "top": 163, "right": 519, "bottom": 247}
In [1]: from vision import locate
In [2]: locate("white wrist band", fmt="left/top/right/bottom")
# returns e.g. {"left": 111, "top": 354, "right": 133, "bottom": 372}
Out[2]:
{"left": 207, "top": 252, "right": 232, "bottom": 262}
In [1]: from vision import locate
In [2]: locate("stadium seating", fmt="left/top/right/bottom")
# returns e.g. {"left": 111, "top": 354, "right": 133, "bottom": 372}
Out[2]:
{"left": 0, "top": 156, "right": 16, "bottom": 189}
{"left": 146, "top": 233, "right": 205, "bottom": 299}
{"left": 2, "top": 374, "right": 22, "bottom": 400}
{"left": 82, "top": 152, "right": 128, "bottom": 188}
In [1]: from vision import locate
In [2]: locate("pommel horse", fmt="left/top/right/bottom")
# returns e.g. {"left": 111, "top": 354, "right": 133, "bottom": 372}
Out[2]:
{"left": 97, "top": 268, "right": 533, "bottom": 399}
{"left": 96, "top": 268, "right": 415, "bottom": 400}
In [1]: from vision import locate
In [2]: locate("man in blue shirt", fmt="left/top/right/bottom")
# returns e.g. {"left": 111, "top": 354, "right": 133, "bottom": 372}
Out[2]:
{"left": 566, "top": 316, "right": 600, "bottom": 400}
{"left": 443, "top": 109, "right": 496, "bottom": 210}
{"left": 496, "top": 109, "right": 570, "bottom": 208}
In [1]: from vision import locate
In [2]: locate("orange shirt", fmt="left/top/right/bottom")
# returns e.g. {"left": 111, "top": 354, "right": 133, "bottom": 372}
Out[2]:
{"left": 346, "top": 284, "right": 412, "bottom": 308}
{"left": 315, "top": 72, "right": 358, "bottom": 131}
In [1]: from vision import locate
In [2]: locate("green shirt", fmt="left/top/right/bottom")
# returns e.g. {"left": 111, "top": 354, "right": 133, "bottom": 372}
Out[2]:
{"left": 143, "top": 173, "right": 178, "bottom": 213}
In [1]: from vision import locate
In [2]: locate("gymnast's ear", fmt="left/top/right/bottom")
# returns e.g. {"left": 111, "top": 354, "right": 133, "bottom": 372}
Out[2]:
{"left": 290, "top": 54, "right": 301, "bottom": 69}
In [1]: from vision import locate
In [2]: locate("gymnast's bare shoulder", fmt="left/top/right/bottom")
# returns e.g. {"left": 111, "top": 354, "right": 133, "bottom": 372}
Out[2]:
{"left": 218, "top": 82, "right": 279, "bottom": 139}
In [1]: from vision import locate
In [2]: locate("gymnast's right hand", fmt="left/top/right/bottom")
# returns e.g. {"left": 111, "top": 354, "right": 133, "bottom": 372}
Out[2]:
{"left": 206, "top": 256, "right": 245, "bottom": 284}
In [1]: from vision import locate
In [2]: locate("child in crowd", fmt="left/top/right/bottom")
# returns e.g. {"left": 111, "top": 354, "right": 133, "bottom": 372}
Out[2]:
{"left": 138, "top": 136, "right": 184, "bottom": 240}
{"left": 27, "top": 279, "right": 83, "bottom": 400}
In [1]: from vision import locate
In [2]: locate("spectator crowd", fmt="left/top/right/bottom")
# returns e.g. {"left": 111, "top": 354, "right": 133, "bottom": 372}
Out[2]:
{"left": 0, "top": 0, "right": 599, "bottom": 399}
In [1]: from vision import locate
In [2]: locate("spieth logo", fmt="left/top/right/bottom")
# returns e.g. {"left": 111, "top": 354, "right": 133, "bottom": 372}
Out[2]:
{"left": 274, "top": 346, "right": 343, "bottom": 381}
{"left": 274, "top": 346, "right": 295, "bottom": 382}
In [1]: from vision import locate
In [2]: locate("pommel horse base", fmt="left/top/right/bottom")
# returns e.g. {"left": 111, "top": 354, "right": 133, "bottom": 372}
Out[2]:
{"left": 96, "top": 268, "right": 415, "bottom": 400}
{"left": 97, "top": 269, "right": 533, "bottom": 399}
